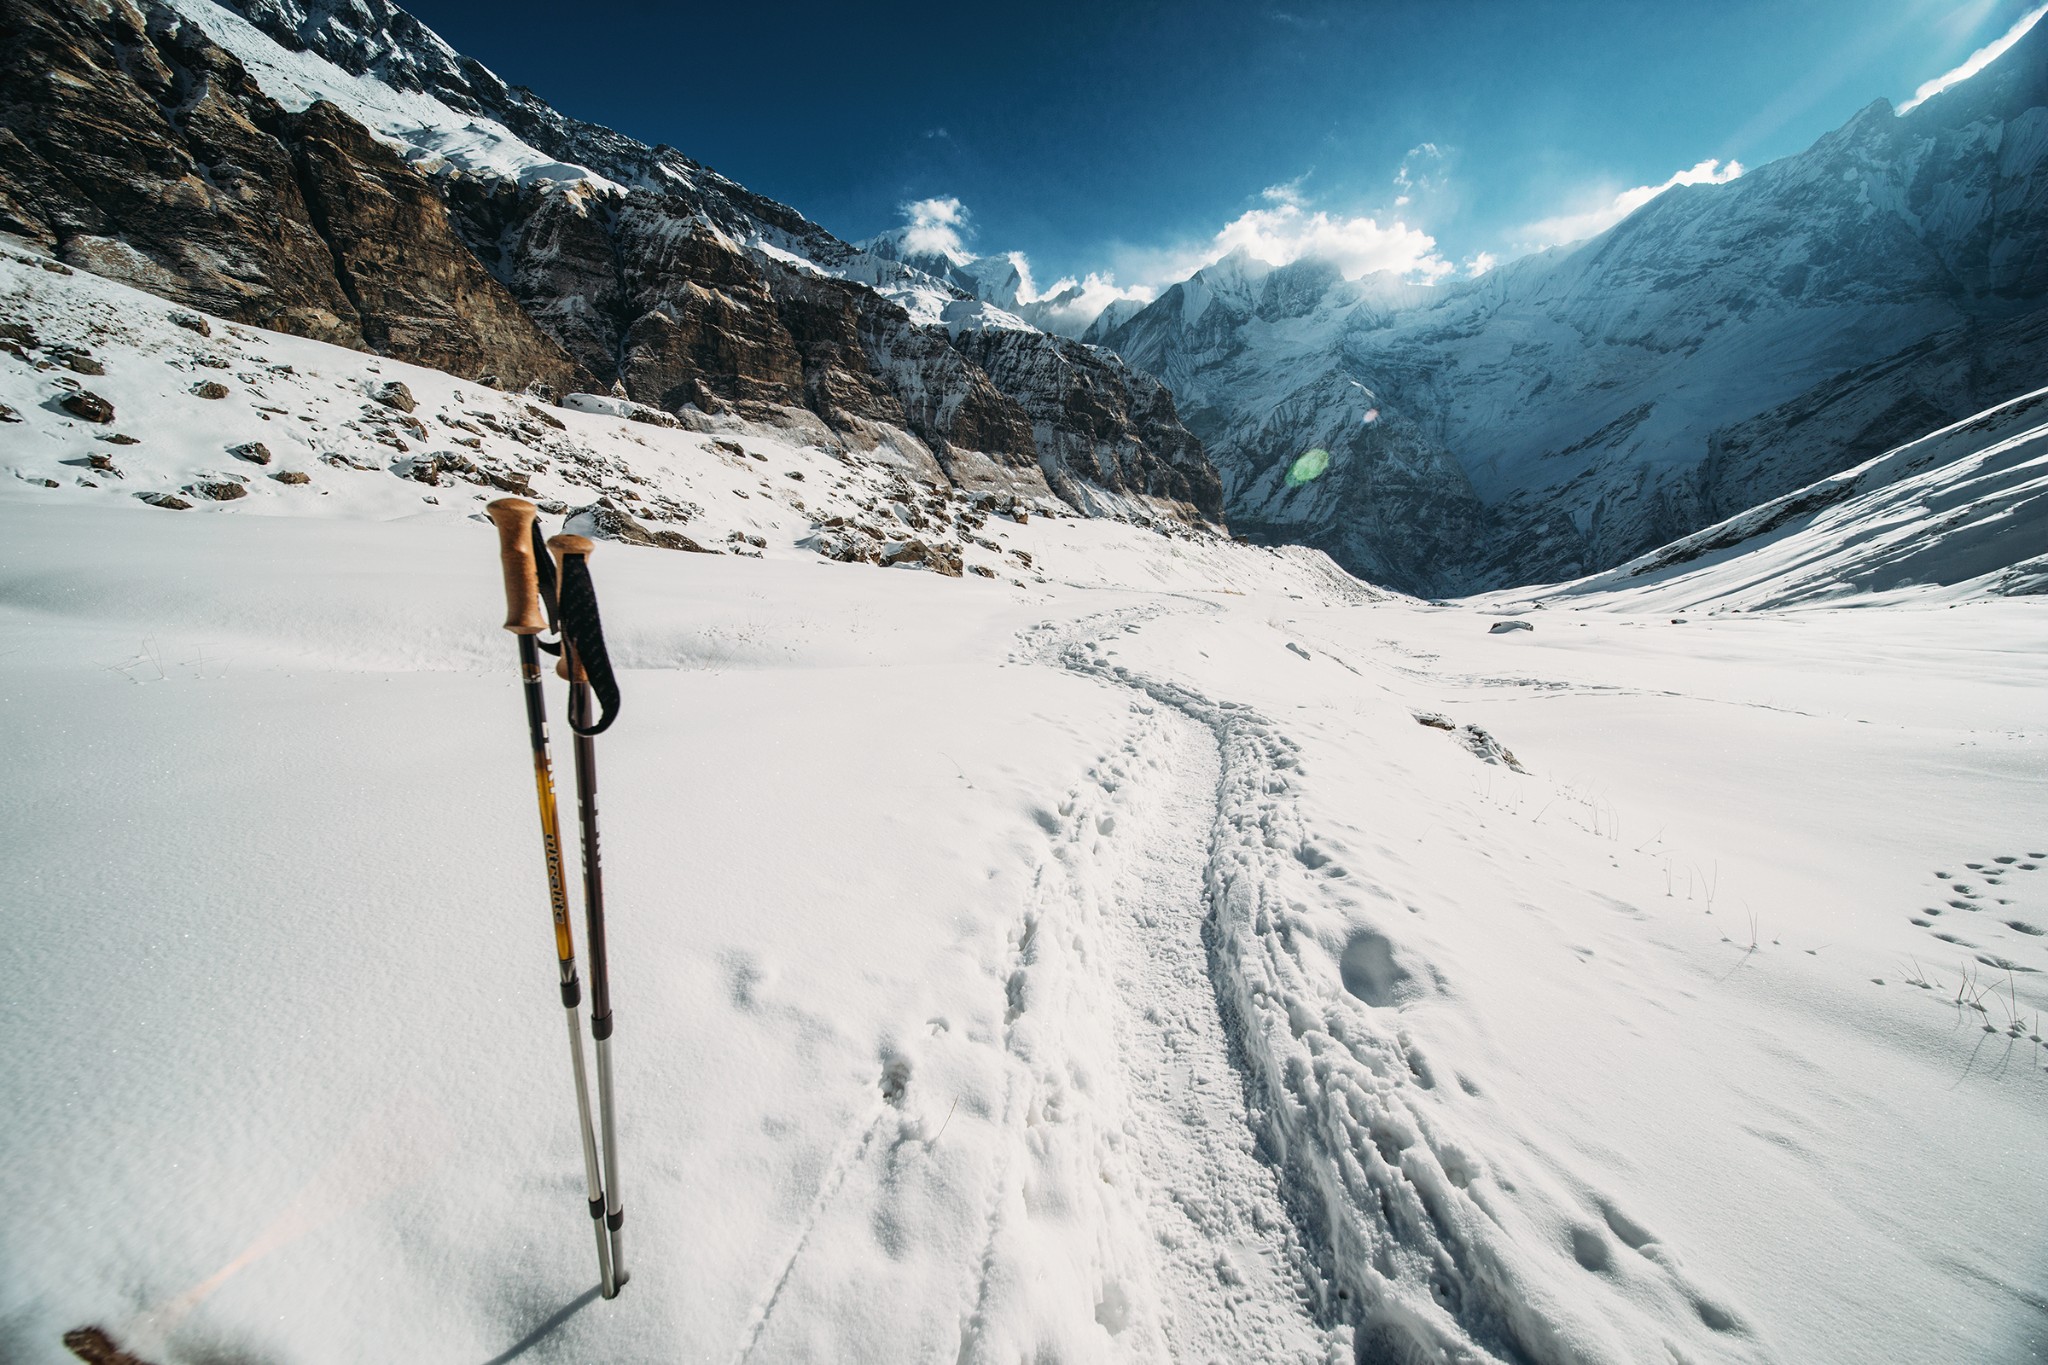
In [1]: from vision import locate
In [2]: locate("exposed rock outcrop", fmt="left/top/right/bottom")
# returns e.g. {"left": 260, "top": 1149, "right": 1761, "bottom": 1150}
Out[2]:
{"left": 0, "top": 0, "right": 586, "bottom": 393}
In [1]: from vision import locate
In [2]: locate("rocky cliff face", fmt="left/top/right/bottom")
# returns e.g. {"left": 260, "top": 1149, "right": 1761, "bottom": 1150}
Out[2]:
{"left": 951, "top": 328, "right": 1223, "bottom": 520}
{"left": 0, "top": 0, "right": 588, "bottom": 393}
{"left": 0, "top": 0, "right": 1219, "bottom": 524}
{"left": 1096, "top": 22, "right": 2048, "bottom": 594}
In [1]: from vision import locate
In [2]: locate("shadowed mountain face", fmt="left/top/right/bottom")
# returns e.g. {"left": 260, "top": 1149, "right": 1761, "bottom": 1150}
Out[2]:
{"left": 1091, "top": 23, "right": 2048, "bottom": 595}
{"left": 0, "top": 0, "right": 1221, "bottom": 523}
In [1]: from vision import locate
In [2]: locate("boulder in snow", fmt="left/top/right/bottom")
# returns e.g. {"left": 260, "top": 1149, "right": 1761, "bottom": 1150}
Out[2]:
{"left": 566, "top": 499, "right": 712, "bottom": 552}
{"left": 59, "top": 390, "right": 113, "bottom": 422}
{"left": 562, "top": 392, "right": 681, "bottom": 428}
{"left": 1488, "top": 619, "right": 1533, "bottom": 634}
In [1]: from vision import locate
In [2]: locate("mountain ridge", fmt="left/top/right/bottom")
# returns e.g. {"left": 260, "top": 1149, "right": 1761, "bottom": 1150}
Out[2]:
{"left": 0, "top": 0, "right": 1225, "bottom": 525}
{"left": 1080, "top": 18, "right": 2048, "bottom": 593}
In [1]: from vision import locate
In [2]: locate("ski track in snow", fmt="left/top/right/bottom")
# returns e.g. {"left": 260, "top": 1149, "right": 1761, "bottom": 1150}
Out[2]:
{"left": 1023, "top": 605, "right": 1773, "bottom": 1365}
{"left": 732, "top": 1105, "right": 893, "bottom": 1365}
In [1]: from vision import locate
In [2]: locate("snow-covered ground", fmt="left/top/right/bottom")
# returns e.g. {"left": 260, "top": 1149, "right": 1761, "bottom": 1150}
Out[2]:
{"left": 3, "top": 250, "right": 2045, "bottom": 1365}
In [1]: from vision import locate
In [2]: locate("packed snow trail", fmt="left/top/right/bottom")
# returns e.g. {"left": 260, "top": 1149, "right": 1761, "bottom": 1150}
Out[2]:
{"left": 1029, "top": 607, "right": 1776, "bottom": 1365}
{"left": 971, "top": 622, "right": 1334, "bottom": 1362}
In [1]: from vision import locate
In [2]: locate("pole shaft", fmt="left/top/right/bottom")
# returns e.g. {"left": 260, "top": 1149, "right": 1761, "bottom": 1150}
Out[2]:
{"left": 569, "top": 674, "right": 626, "bottom": 1289}
{"left": 565, "top": 1007, "right": 615, "bottom": 1293}
{"left": 519, "top": 635, "right": 616, "bottom": 1299}
{"left": 596, "top": 1035, "right": 625, "bottom": 1283}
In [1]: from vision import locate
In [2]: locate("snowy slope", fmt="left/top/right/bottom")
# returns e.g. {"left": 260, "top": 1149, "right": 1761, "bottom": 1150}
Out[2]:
{"left": 2, "top": 249, "right": 2046, "bottom": 1365}
{"left": 1510, "top": 385, "right": 2048, "bottom": 611}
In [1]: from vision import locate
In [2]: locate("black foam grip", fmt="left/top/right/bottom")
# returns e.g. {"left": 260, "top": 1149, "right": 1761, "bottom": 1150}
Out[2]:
{"left": 556, "top": 553, "right": 621, "bottom": 735}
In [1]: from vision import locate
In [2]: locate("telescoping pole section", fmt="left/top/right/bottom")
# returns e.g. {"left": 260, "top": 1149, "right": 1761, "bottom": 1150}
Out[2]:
{"left": 549, "top": 532, "right": 627, "bottom": 1290}
{"left": 485, "top": 500, "right": 617, "bottom": 1299}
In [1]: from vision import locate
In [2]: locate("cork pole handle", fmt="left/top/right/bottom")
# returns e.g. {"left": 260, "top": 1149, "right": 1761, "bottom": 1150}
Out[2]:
{"left": 548, "top": 533, "right": 596, "bottom": 681}
{"left": 485, "top": 498, "right": 548, "bottom": 635}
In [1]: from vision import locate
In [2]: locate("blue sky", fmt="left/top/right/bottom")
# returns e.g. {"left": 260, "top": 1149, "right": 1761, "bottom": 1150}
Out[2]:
{"left": 406, "top": 0, "right": 2044, "bottom": 301}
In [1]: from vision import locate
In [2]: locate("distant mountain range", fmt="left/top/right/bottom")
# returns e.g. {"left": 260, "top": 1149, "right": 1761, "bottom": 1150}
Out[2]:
{"left": 926, "top": 23, "right": 2048, "bottom": 595}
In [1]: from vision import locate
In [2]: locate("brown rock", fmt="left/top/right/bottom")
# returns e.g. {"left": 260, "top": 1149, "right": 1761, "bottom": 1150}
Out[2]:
{"left": 229, "top": 441, "right": 271, "bottom": 465}
{"left": 0, "top": 401, "right": 18, "bottom": 423}
{"left": 372, "top": 380, "right": 416, "bottom": 413}
{"left": 169, "top": 313, "right": 211, "bottom": 337}
{"left": 274, "top": 470, "right": 311, "bottom": 485}
{"left": 191, "top": 381, "right": 229, "bottom": 399}
{"left": 572, "top": 500, "right": 711, "bottom": 551}
{"left": 60, "top": 390, "right": 113, "bottom": 422}
{"left": 63, "top": 1325, "right": 158, "bottom": 1365}
{"left": 136, "top": 491, "right": 190, "bottom": 510}
{"left": 186, "top": 479, "right": 247, "bottom": 501}
{"left": 57, "top": 348, "right": 102, "bottom": 375}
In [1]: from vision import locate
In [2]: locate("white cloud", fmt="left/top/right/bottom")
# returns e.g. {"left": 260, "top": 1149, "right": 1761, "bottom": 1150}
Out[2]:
{"left": 899, "top": 196, "right": 971, "bottom": 261}
{"left": 1200, "top": 187, "right": 1454, "bottom": 283}
{"left": 1516, "top": 158, "right": 1744, "bottom": 251}
{"left": 1464, "top": 251, "right": 1499, "bottom": 278}
{"left": 1394, "top": 143, "right": 1443, "bottom": 196}
{"left": 1899, "top": 3, "right": 2046, "bottom": 113}
{"left": 1020, "top": 271, "right": 1156, "bottom": 333}
{"left": 897, "top": 173, "right": 1454, "bottom": 339}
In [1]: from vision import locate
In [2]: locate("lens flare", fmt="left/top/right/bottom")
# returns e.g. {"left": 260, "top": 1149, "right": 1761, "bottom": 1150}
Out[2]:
{"left": 1362, "top": 407, "right": 1380, "bottom": 425}
{"left": 1286, "top": 448, "right": 1331, "bottom": 487}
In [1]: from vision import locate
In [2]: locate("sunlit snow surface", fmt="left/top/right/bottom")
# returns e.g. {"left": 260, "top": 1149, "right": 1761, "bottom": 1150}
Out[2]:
{"left": 1, "top": 252, "right": 2045, "bottom": 1364}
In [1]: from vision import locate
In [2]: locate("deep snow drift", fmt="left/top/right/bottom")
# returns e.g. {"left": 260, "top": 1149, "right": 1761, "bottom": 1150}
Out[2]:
{"left": 2, "top": 250, "right": 2045, "bottom": 1364}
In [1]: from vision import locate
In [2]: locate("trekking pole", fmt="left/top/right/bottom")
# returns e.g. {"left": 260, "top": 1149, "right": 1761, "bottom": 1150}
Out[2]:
{"left": 547, "top": 532, "right": 628, "bottom": 1293}
{"left": 484, "top": 500, "right": 617, "bottom": 1300}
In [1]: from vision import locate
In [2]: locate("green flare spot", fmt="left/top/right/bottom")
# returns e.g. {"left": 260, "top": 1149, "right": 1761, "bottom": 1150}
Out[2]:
{"left": 1286, "top": 447, "right": 1331, "bottom": 487}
